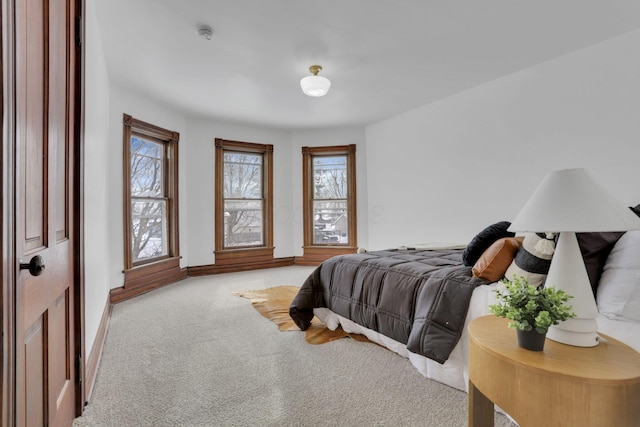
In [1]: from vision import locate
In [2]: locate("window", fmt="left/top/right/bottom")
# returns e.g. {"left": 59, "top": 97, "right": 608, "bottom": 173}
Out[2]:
{"left": 222, "top": 151, "right": 264, "bottom": 248}
{"left": 130, "top": 137, "right": 168, "bottom": 262}
{"left": 214, "top": 139, "right": 273, "bottom": 265}
{"left": 300, "top": 145, "right": 357, "bottom": 264}
{"left": 119, "top": 114, "right": 183, "bottom": 300}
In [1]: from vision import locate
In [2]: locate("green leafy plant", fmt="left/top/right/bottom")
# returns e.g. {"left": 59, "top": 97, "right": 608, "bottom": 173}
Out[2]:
{"left": 489, "top": 276, "right": 576, "bottom": 334}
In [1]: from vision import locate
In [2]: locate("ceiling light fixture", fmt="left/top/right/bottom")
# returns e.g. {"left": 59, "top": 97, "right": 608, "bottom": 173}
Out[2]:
{"left": 300, "top": 65, "right": 331, "bottom": 97}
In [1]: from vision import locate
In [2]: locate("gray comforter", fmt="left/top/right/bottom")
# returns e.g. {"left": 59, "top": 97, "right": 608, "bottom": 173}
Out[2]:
{"left": 289, "top": 249, "right": 489, "bottom": 363}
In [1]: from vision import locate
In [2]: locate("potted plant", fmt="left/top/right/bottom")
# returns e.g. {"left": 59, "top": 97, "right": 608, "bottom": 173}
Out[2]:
{"left": 489, "top": 276, "right": 576, "bottom": 351}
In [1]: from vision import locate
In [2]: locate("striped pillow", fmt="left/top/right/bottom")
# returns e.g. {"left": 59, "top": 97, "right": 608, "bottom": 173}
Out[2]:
{"left": 504, "top": 233, "right": 554, "bottom": 287}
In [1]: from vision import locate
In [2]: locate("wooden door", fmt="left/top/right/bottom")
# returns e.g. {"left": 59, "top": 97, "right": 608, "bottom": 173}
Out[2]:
{"left": 14, "top": 0, "right": 77, "bottom": 425}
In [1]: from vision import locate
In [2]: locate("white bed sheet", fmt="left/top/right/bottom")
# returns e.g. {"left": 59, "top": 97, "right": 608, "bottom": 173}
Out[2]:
{"left": 596, "top": 315, "right": 640, "bottom": 353}
{"left": 314, "top": 284, "right": 640, "bottom": 393}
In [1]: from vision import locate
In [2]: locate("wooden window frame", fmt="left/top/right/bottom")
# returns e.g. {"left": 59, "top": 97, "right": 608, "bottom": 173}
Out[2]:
{"left": 214, "top": 138, "right": 274, "bottom": 266}
{"left": 299, "top": 144, "right": 357, "bottom": 265}
{"left": 119, "top": 114, "right": 184, "bottom": 299}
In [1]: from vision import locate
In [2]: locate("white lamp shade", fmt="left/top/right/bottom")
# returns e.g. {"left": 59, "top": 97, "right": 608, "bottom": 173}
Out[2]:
{"left": 300, "top": 75, "right": 331, "bottom": 97}
{"left": 509, "top": 168, "right": 640, "bottom": 233}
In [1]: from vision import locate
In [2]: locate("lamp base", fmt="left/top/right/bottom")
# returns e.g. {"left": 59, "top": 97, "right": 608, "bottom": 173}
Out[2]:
{"left": 547, "top": 318, "right": 599, "bottom": 347}
{"left": 543, "top": 232, "right": 600, "bottom": 348}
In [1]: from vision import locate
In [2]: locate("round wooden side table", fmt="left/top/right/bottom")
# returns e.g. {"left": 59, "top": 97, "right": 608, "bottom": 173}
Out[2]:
{"left": 468, "top": 315, "right": 640, "bottom": 427}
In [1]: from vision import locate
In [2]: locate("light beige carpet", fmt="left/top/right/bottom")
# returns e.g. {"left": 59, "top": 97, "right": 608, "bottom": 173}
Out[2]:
{"left": 233, "top": 285, "right": 372, "bottom": 345}
{"left": 73, "top": 271, "right": 516, "bottom": 426}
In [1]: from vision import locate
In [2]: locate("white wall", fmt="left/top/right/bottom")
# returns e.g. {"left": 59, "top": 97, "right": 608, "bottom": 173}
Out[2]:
{"left": 290, "top": 128, "right": 368, "bottom": 254}
{"left": 85, "top": 0, "right": 194, "bottom": 357}
{"left": 365, "top": 29, "right": 640, "bottom": 250}
{"left": 184, "top": 118, "right": 292, "bottom": 266}
{"left": 83, "top": 0, "right": 111, "bottom": 354}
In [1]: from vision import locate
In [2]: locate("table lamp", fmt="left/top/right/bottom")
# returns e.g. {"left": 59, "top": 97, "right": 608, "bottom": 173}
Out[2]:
{"left": 509, "top": 168, "right": 640, "bottom": 347}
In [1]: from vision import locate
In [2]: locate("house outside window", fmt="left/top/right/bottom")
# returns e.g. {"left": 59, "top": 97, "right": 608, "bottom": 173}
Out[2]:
{"left": 300, "top": 145, "right": 357, "bottom": 264}
{"left": 214, "top": 139, "right": 274, "bottom": 266}
{"left": 312, "top": 155, "right": 349, "bottom": 244}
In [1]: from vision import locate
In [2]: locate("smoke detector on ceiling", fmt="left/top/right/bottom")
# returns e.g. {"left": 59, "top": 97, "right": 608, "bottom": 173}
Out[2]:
{"left": 198, "top": 25, "right": 214, "bottom": 41}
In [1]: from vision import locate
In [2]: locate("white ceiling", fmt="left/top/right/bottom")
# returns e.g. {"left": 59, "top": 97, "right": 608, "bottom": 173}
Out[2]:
{"left": 94, "top": 0, "right": 640, "bottom": 130}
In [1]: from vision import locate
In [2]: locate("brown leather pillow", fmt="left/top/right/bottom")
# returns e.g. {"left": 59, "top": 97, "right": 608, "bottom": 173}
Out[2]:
{"left": 472, "top": 237, "right": 523, "bottom": 282}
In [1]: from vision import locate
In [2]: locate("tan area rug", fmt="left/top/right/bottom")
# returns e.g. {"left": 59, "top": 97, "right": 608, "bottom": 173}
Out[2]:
{"left": 233, "top": 285, "right": 371, "bottom": 345}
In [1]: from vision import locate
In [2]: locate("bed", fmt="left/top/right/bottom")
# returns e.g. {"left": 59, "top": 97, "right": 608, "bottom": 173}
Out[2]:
{"left": 289, "top": 246, "right": 497, "bottom": 391}
{"left": 289, "top": 222, "right": 640, "bottom": 393}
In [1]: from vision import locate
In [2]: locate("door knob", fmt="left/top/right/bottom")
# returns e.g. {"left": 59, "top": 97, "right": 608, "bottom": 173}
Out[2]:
{"left": 19, "top": 255, "right": 45, "bottom": 276}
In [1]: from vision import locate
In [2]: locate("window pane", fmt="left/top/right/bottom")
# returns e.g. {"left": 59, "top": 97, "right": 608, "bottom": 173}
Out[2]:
{"left": 131, "top": 136, "right": 163, "bottom": 197}
{"left": 313, "top": 200, "right": 347, "bottom": 244}
{"left": 223, "top": 152, "right": 262, "bottom": 199}
{"left": 313, "top": 156, "right": 347, "bottom": 199}
{"left": 224, "top": 200, "right": 263, "bottom": 247}
{"left": 131, "top": 199, "right": 168, "bottom": 262}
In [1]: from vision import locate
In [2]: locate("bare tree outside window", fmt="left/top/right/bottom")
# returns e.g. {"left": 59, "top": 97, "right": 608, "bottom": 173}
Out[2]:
{"left": 130, "top": 136, "right": 168, "bottom": 262}
{"left": 223, "top": 152, "right": 264, "bottom": 247}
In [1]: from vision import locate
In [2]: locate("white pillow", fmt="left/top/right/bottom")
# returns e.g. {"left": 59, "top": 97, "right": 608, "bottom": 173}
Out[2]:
{"left": 596, "top": 230, "right": 640, "bottom": 322}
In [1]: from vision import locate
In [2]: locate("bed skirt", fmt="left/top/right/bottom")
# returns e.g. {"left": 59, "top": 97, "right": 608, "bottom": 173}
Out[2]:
{"left": 314, "top": 282, "right": 498, "bottom": 392}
